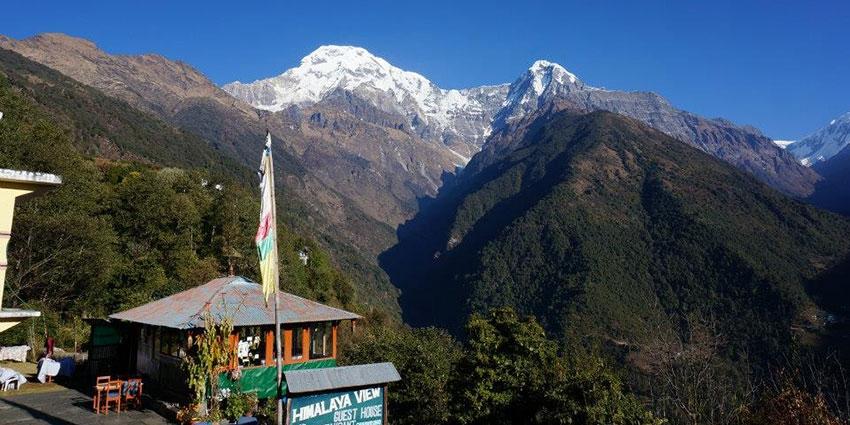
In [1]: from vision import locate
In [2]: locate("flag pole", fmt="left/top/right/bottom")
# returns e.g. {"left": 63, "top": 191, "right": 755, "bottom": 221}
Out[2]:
{"left": 267, "top": 131, "right": 285, "bottom": 425}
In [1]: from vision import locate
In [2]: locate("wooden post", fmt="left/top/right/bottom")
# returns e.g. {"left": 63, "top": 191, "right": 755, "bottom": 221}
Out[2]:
{"left": 265, "top": 329, "right": 274, "bottom": 366}
{"left": 285, "top": 397, "right": 292, "bottom": 425}
{"left": 302, "top": 326, "right": 309, "bottom": 360}
{"left": 331, "top": 323, "right": 338, "bottom": 359}
{"left": 274, "top": 291, "right": 283, "bottom": 425}
{"left": 229, "top": 333, "right": 239, "bottom": 370}
{"left": 282, "top": 328, "right": 293, "bottom": 364}
{"left": 383, "top": 384, "right": 389, "bottom": 425}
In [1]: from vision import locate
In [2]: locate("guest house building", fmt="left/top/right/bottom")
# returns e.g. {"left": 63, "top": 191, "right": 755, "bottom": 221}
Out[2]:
{"left": 93, "top": 276, "right": 361, "bottom": 399}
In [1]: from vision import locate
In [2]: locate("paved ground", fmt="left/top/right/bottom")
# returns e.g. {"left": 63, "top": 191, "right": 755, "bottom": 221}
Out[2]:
{"left": 0, "top": 387, "right": 174, "bottom": 424}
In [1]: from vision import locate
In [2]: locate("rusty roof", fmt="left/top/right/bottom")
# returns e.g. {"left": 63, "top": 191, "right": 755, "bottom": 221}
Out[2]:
{"left": 109, "top": 276, "right": 361, "bottom": 329}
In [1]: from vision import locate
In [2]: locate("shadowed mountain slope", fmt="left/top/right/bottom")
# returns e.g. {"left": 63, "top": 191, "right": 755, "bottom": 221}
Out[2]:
{"left": 383, "top": 111, "right": 850, "bottom": 363}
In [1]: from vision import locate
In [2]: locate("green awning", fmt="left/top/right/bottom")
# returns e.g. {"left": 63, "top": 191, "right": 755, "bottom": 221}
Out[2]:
{"left": 218, "top": 359, "right": 337, "bottom": 399}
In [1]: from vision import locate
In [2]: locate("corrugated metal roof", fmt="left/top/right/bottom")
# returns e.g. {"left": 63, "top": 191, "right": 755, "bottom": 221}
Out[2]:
{"left": 0, "top": 308, "right": 41, "bottom": 319}
{"left": 109, "top": 276, "right": 361, "bottom": 329}
{"left": 284, "top": 362, "right": 401, "bottom": 394}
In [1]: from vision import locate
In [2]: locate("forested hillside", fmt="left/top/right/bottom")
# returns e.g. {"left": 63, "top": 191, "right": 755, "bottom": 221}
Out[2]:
{"left": 0, "top": 64, "right": 363, "bottom": 350}
{"left": 809, "top": 145, "right": 850, "bottom": 216}
{"left": 0, "top": 47, "right": 250, "bottom": 182}
{"left": 0, "top": 46, "right": 399, "bottom": 320}
{"left": 383, "top": 110, "right": 850, "bottom": 422}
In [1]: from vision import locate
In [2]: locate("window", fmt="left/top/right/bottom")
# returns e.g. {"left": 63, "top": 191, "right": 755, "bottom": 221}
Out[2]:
{"left": 309, "top": 323, "right": 332, "bottom": 359}
{"left": 236, "top": 327, "right": 266, "bottom": 367}
{"left": 160, "top": 328, "right": 183, "bottom": 357}
{"left": 291, "top": 327, "right": 304, "bottom": 359}
{"left": 140, "top": 327, "right": 150, "bottom": 355}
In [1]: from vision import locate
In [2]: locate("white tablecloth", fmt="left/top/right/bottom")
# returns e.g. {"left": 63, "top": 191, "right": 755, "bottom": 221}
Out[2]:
{"left": 0, "top": 345, "right": 30, "bottom": 362}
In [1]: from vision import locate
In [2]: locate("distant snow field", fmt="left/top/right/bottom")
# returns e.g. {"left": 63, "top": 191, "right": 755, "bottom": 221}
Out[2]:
{"left": 773, "top": 140, "right": 796, "bottom": 149}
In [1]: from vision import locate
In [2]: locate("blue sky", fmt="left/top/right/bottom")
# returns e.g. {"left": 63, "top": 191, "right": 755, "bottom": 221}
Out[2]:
{"left": 3, "top": 0, "right": 849, "bottom": 140}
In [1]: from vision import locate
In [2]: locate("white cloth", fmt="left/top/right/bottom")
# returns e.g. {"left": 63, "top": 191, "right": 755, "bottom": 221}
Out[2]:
{"left": 237, "top": 341, "right": 250, "bottom": 359}
{"left": 36, "top": 358, "right": 60, "bottom": 383}
{"left": 0, "top": 345, "right": 30, "bottom": 362}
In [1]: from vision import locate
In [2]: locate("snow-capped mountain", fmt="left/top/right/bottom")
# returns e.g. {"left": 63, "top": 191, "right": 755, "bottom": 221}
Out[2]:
{"left": 223, "top": 46, "right": 507, "bottom": 159}
{"left": 788, "top": 112, "right": 850, "bottom": 166}
{"left": 224, "top": 45, "right": 817, "bottom": 197}
{"left": 493, "top": 60, "right": 584, "bottom": 127}
{"left": 773, "top": 140, "right": 796, "bottom": 149}
{"left": 475, "top": 61, "right": 817, "bottom": 197}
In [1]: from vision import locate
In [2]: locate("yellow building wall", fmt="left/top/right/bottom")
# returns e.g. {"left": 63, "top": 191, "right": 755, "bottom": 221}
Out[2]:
{"left": 0, "top": 182, "right": 36, "bottom": 312}
{"left": 0, "top": 318, "right": 23, "bottom": 333}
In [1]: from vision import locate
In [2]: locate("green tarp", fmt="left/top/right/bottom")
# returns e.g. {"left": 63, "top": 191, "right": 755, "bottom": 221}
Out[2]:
{"left": 91, "top": 324, "right": 121, "bottom": 346}
{"left": 218, "top": 359, "right": 337, "bottom": 399}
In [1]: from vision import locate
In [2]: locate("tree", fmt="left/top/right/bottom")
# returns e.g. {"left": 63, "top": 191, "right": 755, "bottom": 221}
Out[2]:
{"left": 184, "top": 313, "right": 236, "bottom": 422}
{"left": 641, "top": 314, "right": 754, "bottom": 425}
{"left": 454, "top": 308, "right": 559, "bottom": 424}
{"left": 341, "top": 325, "right": 462, "bottom": 425}
{"left": 740, "top": 380, "right": 843, "bottom": 425}
{"left": 454, "top": 307, "right": 662, "bottom": 425}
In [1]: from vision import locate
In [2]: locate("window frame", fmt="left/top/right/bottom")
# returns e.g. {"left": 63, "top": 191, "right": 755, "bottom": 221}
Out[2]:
{"left": 235, "top": 326, "right": 267, "bottom": 367}
{"left": 309, "top": 322, "right": 332, "bottom": 359}
{"left": 291, "top": 326, "right": 305, "bottom": 360}
{"left": 159, "top": 328, "right": 183, "bottom": 358}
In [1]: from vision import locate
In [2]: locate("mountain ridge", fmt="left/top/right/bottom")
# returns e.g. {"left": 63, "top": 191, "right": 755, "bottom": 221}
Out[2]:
{"left": 224, "top": 43, "right": 819, "bottom": 198}
{"left": 789, "top": 111, "right": 850, "bottom": 166}
{"left": 382, "top": 110, "right": 850, "bottom": 355}
{"left": 223, "top": 44, "right": 509, "bottom": 160}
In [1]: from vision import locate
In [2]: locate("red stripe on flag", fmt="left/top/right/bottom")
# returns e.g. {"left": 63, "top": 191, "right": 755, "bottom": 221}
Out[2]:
{"left": 255, "top": 213, "right": 273, "bottom": 242}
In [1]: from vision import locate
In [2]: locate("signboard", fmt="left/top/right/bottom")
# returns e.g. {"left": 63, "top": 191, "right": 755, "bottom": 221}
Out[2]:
{"left": 288, "top": 386, "right": 385, "bottom": 425}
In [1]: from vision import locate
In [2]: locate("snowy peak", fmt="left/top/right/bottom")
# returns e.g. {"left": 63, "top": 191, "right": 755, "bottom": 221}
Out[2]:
{"left": 773, "top": 140, "right": 796, "bottom": 149}
{"left": 509, "top": 59, "right": 582, "bottom": 104}
{"left": 287, "top": 44, "right": 437, "bottom": 106}
{"left": 527, "top": 60, "right": 579, "bottom": 94}
{"left": 223, "top": 46, "right": 508, "bottom": 161}
{"left": 493, "top": 59, "right": 585, "bottom": 126}
{"left": 222, "top": 48, "right": 586, "bottom": 154}
{"left": 788, "top": 111, "right": 850, "bottom": 166}
{"left": 223, "top": 45, "right": 436, "bottom": 111}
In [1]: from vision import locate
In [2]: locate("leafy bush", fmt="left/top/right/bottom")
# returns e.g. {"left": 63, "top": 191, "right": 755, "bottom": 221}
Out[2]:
{"left": 341, "top": 325, "right": 461, "bottom": 425}
{"left": 222, "top": 391, "right": 258, "bottom": 422}
{"left": 254, "top": 398, "right": 277, "bottom": 425}
{"left": 740, "top": 381, "right": 842, "bottom": 425}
